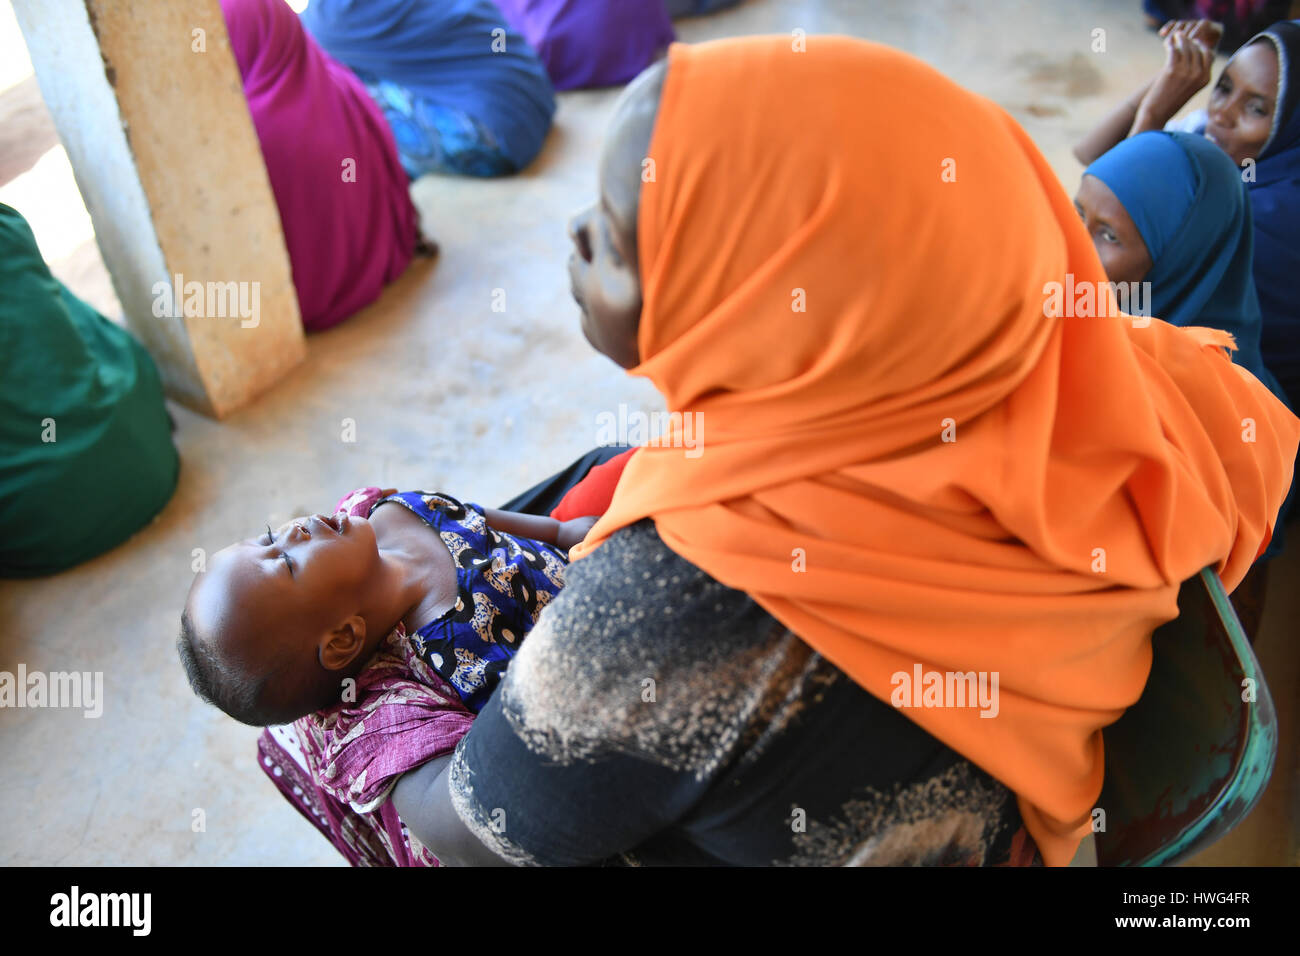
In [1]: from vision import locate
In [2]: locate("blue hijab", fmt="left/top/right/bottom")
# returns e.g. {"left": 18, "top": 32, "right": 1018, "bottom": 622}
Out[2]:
{"left": 1240, "top": 20, "right": 1300, "bottom": 409}
{"left": 299, "top": 0, "right": 555, "bottom": 172}
{"left": 1085, "top": 130, "right": 1285, "bottom": 401}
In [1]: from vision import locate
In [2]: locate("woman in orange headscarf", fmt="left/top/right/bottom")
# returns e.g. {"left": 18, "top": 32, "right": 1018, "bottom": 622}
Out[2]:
{"left": 393, "top": 35, "right": 1299, "bottom": 868}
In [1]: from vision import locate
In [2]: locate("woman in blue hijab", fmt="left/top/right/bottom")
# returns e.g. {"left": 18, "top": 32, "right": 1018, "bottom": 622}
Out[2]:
{"left": 1077, "top": 129, "right": 1285, "bottom": 400}
{"left": 1077, "top": 128, "right": 1292, "bottom": 577}
{"left": 299, "top": 0, "right": 556, "bottom": 178}
{"left": 1076, "top": 20, "right": 1300, "bottom": 409}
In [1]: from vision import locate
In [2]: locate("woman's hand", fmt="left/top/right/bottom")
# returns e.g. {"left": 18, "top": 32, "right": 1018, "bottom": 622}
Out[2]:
{"left": 556, "top": 515, "right": 600, "bottom": 553}
{"left": 1133, "top": 25, "right": 1216, "bottom": 134}
{"left": 1158, "top": 18, "right": 1224, "bottom": 51}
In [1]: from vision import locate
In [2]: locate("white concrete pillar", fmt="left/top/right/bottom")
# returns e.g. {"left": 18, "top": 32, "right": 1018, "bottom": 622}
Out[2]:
{"left": 12, "top": 0, "right": 305, "bottom": 418}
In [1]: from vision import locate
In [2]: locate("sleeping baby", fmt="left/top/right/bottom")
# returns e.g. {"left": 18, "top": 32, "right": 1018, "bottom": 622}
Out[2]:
{"left": 179, "top": 486, "right": 598, "bottom": 727}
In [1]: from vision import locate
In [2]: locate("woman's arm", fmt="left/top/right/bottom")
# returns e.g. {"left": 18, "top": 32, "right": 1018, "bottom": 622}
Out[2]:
{"left": 1073, "top": 80, "right": 1154, "bottom": 166}
{"left": 1073, "top": 20, "right": 1220, "bottom": 166}
{"left": 1129, "top": 29, "right": 1215, "bottom": 135}
{"left": 390, "top": 754, "right": 514, "bottom": 866}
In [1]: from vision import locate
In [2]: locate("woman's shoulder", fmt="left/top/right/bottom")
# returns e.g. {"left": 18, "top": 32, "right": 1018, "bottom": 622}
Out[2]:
{"left": 571, "top": 518, "right": 724, "bottom": 585}
{"left": 550, "top": 519, "right": 769, "bottom": 646}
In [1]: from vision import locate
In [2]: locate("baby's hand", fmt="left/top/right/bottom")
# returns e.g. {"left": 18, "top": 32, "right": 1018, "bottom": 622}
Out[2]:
{"left": 556, "top": 515, "right": 600, "bottom": 553}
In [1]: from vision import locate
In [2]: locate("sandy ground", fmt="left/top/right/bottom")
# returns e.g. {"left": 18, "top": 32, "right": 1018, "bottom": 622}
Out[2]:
{"left": 0, "top": 0, "right": 1294, "bottom": 865}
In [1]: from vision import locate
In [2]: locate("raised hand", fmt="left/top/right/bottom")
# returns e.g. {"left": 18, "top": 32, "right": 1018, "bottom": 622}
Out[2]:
{"left": 1158, "top": 18, "right": 1224, "bottom": 52}
{"left": 1132, "top": 28, "right": 1216, "bottom": 134}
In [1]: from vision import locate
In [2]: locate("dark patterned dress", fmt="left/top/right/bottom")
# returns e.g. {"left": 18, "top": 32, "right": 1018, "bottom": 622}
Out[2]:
{"left": 369, "top": 491, "right": 567, "bottom": 714}
{"left": 448, "top": 521, "right": 1040, "bottom": 866}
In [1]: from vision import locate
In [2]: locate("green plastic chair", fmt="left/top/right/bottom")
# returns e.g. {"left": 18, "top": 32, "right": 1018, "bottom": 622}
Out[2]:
{"left": 1094, "top": 567, "right": 1278, "bottom": 866}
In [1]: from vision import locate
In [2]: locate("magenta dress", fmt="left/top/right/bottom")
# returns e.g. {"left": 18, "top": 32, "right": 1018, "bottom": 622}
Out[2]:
{"left": 221, "top": 0, "right": 419, "bottom": 331}
{"left": 258, "top": 629, "right": 473, "bottom": 867}
{"left": 492, "top": 0, "right": 676, "bottom": 90}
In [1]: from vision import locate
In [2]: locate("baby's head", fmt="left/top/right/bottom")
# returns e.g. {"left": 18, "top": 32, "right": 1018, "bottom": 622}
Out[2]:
{"left": 178, "top": 512, "right": 386, "bottom": 726}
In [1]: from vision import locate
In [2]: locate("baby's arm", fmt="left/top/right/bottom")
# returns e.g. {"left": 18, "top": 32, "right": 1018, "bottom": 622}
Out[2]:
{"left": 482, "top": 509, "right": 598, "bottom": 553}
{"left": 333, "top": 489, "right": 594, "bottom": 550}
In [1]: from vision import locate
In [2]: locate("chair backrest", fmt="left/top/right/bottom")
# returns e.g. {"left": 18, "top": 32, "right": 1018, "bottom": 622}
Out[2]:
{"left": 1094, "top": 567, "right": 1278, "bottom": 866}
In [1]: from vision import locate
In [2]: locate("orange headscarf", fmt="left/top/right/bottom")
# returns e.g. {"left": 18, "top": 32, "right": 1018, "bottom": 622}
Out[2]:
{"left": 571, "top": 36, "right": 1299, "bottom": 866}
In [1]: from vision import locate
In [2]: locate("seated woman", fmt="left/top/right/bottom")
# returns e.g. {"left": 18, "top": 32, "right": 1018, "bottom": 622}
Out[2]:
{"left": 492, "top": 0, "right": 676, "bottom": 91}
{"left": 1078, "top": 129, "right": 1292, "bottom": 614}
{"left": 1077, "top": 130, "right": 1283, "bottom": 397}
{"left": 0, "top": 203, "right": 178, "bottom": 577}
{"left": 390, "top": 37, "right": 1297, "bottom": 867}
{"left": 298, "top": 0, "right": 557, "bottom": 179}
{"left": 221, "top": 0, "right": 424, "bottom": 332}
{"left": 1075, "top": 19, "right": 1300, "bottom": 409}
{"left": 1240, "top": 22, "right": 1300, "bottom": 411}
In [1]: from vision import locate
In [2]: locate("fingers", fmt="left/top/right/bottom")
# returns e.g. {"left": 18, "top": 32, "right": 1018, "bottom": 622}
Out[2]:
{"left": 1164, "top": 32, "right": 1178, "bottom": 67}
{"left": 1159, "top": 17, "right": 1222, "bottom": 51}
{"left": 1194, "top": 18, "right": 1225, "bottom": 46}
{"left": 1185, "top": 32, "right": 1212, "bottom": 79}
{"left": 1166, "top": 32, "right": 1192, "bottom": 72}
{"left": 1165, "top": 31, "right": 1211, "bottom": 78}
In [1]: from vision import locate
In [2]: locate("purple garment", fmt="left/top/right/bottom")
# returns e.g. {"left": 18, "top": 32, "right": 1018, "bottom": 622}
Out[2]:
{"left": 221, "top": 0, "right": 418, "bottom": 331}
{"left": 493, "top": 0, "right": 675, "bottom": 90}
{"left": 258, "top": 626, "right": 475, "bottom": 867}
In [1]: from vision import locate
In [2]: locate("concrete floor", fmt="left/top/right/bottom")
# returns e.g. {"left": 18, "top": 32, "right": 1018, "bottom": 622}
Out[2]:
{"left": 0, "top": 0, "right": 1295, "bottom": 865}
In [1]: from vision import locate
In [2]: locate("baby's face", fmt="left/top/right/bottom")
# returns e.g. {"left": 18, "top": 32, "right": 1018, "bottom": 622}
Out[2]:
{"left": 187, "top": 512, "right": 382, "bottom": 684}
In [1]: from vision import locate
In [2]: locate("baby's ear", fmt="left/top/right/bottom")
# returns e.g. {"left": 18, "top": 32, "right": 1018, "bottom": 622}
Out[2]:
{"left": 319, "top": 615, "right": 367, "bottom": 671}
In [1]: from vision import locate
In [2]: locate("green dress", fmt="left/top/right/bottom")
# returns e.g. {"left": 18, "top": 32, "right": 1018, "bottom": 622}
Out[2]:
{"left": 0, "top": 203, "right": 179, "bottom": 576}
